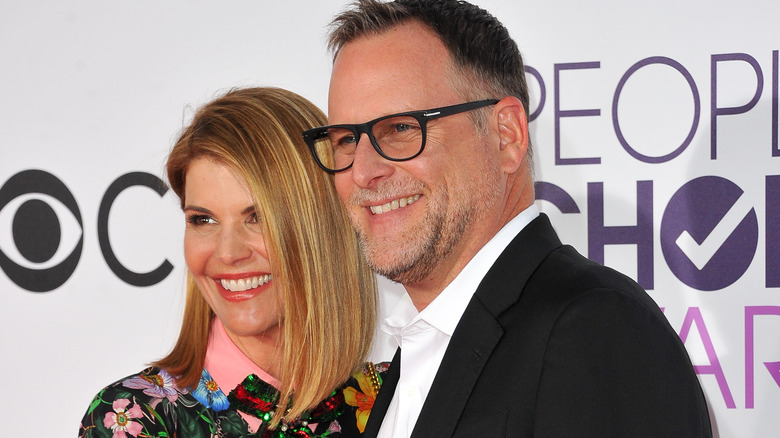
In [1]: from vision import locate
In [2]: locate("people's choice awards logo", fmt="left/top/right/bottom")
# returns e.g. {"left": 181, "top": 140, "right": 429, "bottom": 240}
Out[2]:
{"left": 661, "top": 176, "right": 758, "bottom": 291}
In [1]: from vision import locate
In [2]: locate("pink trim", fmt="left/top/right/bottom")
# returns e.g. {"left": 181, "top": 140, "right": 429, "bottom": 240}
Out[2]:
{"left": 204, "top": 318, "right": 280, "bottom": 432}
{"left": 205, "top": 318, "right": 280, "bottom": 390}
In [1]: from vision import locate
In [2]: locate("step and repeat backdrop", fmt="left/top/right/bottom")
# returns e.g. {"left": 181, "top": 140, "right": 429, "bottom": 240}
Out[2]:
{"left": 1, "top": 1, "right": 777, "bottom": 436}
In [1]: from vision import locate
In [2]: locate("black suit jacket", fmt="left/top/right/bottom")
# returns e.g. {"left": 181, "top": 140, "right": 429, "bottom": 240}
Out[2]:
{"left": 364, "top": 214, "right": 712, "bottom": 437}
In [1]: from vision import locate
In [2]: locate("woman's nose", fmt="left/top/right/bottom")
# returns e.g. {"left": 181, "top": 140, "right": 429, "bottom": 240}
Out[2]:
{"left": 215, "top": 225, "right": 253, "bottom": 265}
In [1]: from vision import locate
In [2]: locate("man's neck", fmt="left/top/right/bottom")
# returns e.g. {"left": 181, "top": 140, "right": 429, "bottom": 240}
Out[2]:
{"left": 403, "top": 223, "right": 500, "bottom": 311}
{"left": 403, "top": 199, "right": 537, "bottom": 311}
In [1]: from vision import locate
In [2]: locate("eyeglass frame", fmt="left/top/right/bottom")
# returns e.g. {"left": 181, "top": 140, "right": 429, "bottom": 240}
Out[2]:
{"left": 302, "top": 99, "right": 500, "bottom": 173}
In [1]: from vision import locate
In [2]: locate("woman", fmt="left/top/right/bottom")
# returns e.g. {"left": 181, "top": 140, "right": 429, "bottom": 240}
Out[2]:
{"left": 79, "top": 87, "right": 384, "bottom": 437}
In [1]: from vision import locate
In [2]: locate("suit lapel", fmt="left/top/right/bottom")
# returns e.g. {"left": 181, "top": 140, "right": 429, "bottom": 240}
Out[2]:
{"left": 410, "top": 306, "right": 503, "bottom": 438}
{"left": 362, "top": 348, "right": 401, "bottom": 438}
{"left": 410, "top": 214, "right": 563, "bottom": 437}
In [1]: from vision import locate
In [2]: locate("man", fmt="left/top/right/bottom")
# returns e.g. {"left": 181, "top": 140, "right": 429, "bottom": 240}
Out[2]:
{"left": 303, "top": 0, "right": 712, "bottom": 436}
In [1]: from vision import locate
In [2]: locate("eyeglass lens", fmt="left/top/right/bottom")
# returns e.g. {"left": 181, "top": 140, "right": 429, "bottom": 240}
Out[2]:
{"left": 313, "top": 115, "right": 424, "bottom": 170}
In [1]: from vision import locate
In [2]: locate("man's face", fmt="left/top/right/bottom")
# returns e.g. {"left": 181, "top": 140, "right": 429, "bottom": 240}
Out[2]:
{"left": 328, "top": 21, "right": 505, "bottom": 290}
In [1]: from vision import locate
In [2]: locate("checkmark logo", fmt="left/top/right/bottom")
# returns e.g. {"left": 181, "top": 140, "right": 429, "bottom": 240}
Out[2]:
{"left": 660, "top": 176, "right": 758, "bottom": 291}
{"left": 675, "top": 194, "right": 752, "bottom": 270}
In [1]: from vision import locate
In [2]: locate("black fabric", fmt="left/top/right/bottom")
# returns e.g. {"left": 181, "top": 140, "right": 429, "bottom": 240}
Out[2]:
{"left": 364, "top": 214, "right": 712, "bottom": 438}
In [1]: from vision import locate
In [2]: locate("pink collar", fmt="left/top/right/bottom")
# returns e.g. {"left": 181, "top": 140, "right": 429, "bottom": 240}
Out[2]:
{"left": 204, "top": 318, "right": 281, "bottom": 392}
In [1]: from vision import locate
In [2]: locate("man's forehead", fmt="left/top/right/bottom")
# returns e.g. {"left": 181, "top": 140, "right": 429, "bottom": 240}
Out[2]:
{"left": 327, "top": 23, "right": 455, "bottom": 122}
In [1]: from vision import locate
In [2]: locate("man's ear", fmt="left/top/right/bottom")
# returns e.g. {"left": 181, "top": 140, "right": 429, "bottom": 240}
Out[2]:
{"left": 494, "top": 96, "right": 528, "bottom": 175}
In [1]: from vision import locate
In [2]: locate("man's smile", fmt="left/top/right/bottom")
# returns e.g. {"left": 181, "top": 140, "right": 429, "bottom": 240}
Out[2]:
{"left": 369, "top": 194, "right": 421, "bottom": 215}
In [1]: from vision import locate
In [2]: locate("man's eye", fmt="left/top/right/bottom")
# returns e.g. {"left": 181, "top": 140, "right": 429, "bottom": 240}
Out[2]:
{"left": 328, "top": 128, "right": 358, "bottom": 149}
{"left": 336, "top": 134, "right": 357, "bottom": 146}
{"left": 376, "top": 118, "right": 420, "bottom": 138}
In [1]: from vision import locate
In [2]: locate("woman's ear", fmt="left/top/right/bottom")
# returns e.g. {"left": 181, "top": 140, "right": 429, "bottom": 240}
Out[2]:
{"left": 494, "top": 96, "right": 528, "bottom": 175}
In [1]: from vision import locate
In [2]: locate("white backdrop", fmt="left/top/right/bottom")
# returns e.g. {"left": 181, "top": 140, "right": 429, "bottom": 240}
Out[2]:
{"left": 1, "top": 1, "right": 777, "bottom": 436}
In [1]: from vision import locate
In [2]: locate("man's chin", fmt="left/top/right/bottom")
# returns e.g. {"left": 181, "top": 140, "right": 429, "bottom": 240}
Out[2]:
{"left": 366, "top": 252, "right": 432, "bottom": 285}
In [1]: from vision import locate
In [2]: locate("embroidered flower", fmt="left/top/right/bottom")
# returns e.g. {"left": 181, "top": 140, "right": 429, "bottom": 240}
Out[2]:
{"left": 123, "top": 368, "right": 179, "bottom": 403}
{"left": 343, "top": 364, "right": 381, "bottom": 433}
{"left": 192, "top": 368, "right": 230, "bottom": 411}
{"left": 103, "top": 398, "right": 143, "bottom": 437}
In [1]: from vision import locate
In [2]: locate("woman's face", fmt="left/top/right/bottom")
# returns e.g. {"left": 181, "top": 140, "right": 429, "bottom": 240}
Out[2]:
{"left": 183, "top": 157, "right": 281, "bottom": 352}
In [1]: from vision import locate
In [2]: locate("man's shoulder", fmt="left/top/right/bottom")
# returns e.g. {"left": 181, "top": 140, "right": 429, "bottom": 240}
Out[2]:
{"left": 498, "top": 243, "right": 663, "bottom": 326}
{"left": 535, "top": 244, "right": 649, "bottom": 300}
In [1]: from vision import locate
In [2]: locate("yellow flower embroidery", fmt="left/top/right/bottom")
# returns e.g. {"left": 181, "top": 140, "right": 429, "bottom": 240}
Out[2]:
{"left": 344, "top": 363, "right": 381, "bottom": 433}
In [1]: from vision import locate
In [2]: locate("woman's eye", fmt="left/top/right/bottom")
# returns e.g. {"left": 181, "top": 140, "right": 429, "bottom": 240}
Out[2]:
{"left": 186, "top": 214, "right": 215, "bottom": 226}
{"left": 247, "top": 212, "right": 260, "bottom": 224}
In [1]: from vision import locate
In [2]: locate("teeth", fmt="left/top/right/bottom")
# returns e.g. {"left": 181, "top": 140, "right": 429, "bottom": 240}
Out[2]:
{"left": 220, "top": 275, "right": 272, "bottom": 292}
{"left": 370, "top": 195, "right": 420, "bottom": 215}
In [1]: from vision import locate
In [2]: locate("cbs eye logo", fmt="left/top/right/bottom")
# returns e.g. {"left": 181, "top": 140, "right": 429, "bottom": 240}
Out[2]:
{"left": 0, "top": 170, "right": 83, "bottom": 292}
{"left": 0, "top": 169, "right": 173, "bottom": 292}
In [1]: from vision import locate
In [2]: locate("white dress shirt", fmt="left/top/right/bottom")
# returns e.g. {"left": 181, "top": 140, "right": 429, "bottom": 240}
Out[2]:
{"left": 376, "top": 205, "right": 539, "bottom": 438}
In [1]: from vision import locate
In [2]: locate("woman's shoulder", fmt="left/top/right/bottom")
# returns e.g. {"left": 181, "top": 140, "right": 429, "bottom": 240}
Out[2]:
{"left": 79, "top": 367, "right": 178, "bottom": 437}
{"left": 84, "top": 367, "right": 185, "bottom": 405}
{"left": 78, "top": 367, "right": 249, "bottom": 437}
{"left": 96, "top": 367, "right": 184, "bottom": 400}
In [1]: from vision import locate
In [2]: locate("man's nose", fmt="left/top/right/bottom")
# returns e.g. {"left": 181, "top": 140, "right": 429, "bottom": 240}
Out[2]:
{"left": 349, "top": 133, "right": 395, "bottom": 189}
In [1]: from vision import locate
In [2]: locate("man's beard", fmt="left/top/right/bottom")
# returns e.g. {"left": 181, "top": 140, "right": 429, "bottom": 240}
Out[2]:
{"left": 351, "top": 181, "right": 476, "bottom": 286}
{"left": 358, "top": 194, "right": 473, "bottom": 284}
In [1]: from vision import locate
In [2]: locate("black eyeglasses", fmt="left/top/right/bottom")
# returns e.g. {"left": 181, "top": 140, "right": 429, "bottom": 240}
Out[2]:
{"left": 302, "top": 99, "right": 499, "bottom": 173}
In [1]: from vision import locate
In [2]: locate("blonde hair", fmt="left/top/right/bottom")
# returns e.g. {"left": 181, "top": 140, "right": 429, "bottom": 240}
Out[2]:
{"left": 155, "top": 87, "right": 377, "bottom": 426}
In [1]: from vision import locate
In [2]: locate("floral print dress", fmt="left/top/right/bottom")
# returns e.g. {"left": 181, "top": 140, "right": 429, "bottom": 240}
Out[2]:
{"left": 79, "top": 319, "right": 388, "bottom": 438}
{"left": 79, "top": 363, "right": 387, "bottom": 438}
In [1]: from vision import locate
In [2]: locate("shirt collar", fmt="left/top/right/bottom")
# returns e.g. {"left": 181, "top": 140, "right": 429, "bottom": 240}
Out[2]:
{"left": 204, "top": 318, "right": 280, "bottom": 392}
